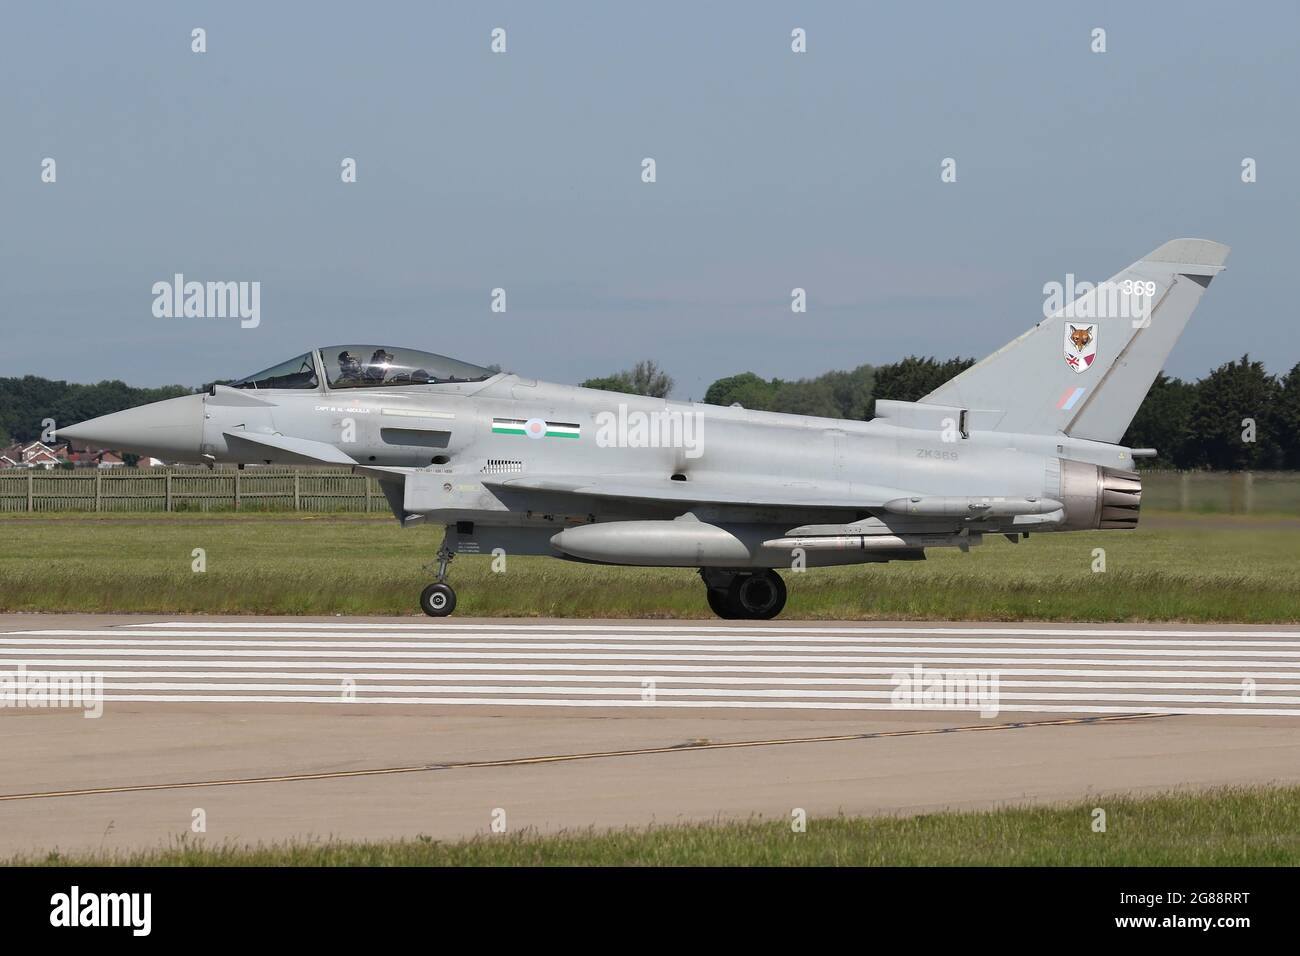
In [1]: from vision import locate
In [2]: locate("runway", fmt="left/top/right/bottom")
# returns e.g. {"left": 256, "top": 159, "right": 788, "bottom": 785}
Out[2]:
{"left": 2, "top": 614, "right": 1299, "bottom": 856}
{"left": 5, "top": 618, "right": 1300, "bottom": 717}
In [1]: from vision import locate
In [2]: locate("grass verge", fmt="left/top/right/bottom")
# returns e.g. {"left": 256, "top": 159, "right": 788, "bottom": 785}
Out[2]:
{"left": 11, "top": 786, "right": 1300, "bottom": 866}
{"left": 1, "top": 512, "right": 1297, "bottom": 621}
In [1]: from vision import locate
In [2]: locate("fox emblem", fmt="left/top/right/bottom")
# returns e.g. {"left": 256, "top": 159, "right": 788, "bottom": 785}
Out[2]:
{"left": 1064, "top": 323, "right": 1098, "bottom": 373}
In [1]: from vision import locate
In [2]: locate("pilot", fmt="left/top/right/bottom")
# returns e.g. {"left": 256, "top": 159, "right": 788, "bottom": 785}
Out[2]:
{"left": 365, "top": 348, "right": 394, "bottom": 383}
{"left": 336, "top": 351, "right": 362, "bottom": 383}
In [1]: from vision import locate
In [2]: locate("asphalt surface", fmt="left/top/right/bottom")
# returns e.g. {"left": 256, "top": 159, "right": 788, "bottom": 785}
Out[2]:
{"left": 2, "top": 613, "right": 1298, "bottom": 856}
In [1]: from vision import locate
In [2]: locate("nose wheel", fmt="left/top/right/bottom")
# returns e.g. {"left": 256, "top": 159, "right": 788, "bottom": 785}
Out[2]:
{"left": 420, "top": 541, "right": 458, "bottom": 617}
{"left": 420, "top": 582, "right": 456, "bottom": 616}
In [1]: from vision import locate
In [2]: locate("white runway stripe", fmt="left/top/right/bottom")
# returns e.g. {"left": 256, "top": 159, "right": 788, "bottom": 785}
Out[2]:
{"left": 8, "top": 669, "right": 1299, "bottom": 690}
{"left": 6, "top": 658, "right": 1300, "bottom": 680}
{"left": 3, "top": 620, "right": 1298, "bottom": 717}
{"left": 65, "top": 696, "right": 1300, "bottom": 717}
{"left": 2, "top": 648, "right": 1296, "bottom": 669}
{"left": 30, "top": 682, "right": 1300, "bottom": 705}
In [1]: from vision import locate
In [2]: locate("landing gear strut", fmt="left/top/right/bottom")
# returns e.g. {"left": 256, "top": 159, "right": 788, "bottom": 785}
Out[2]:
{"left": 420, "top": 536, "right": 457, "bottom": 617}
{"left": 699, "top": 568, "right": 787, "bottom": 620}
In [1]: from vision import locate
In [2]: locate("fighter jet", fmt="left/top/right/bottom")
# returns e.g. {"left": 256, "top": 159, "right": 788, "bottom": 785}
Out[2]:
{"left": 58, "top": 239, "right": 1228, "bottom": 619}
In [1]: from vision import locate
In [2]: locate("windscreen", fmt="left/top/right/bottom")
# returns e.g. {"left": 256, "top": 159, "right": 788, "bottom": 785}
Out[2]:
{"left": 230, "top": 353, "right": 319, "bottom": 390}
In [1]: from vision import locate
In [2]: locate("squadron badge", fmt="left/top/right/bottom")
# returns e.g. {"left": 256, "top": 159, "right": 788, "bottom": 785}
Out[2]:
{"left": 1064, "top": 323, "right": 1098, "bottom": 373}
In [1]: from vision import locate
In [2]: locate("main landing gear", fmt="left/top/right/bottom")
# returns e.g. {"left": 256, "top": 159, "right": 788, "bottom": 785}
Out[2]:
{"left": 420, "top": 541, "right": 457, "bottom": 617}
{"left": 699, "top": 568, "right": 788, "bottom": 620}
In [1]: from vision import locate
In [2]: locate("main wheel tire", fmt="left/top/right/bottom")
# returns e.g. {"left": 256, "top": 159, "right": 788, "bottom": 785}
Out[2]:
{"left": 706, "top": 587, "right": 738, "bottom": 619}
{"left": 420, "top": 582, "right": 457, "bottom": 617}
{"left": 728, "top": 571, "right": 787, "bottom": 620}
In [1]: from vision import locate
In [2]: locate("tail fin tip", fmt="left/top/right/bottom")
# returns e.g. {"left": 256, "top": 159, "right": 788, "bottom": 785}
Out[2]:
{"left": 1143, "top": 238, "right": 1230, "bottom": 275}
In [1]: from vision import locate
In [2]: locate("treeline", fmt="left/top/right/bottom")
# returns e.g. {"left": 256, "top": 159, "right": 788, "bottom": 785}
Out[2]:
{"left": 0, "top": 377, "right": 193, "bottom": 446}
{"left": 1122, "top": 358, "right": 1300, "bottom": 470}
{"left": 702, "top": 357, "right": 977, "bottom": 420}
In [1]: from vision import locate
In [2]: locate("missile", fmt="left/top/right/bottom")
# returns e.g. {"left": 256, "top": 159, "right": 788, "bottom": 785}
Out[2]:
{"left": 882, "top": 495, "right": 1062, "bottom": 518}
{"left": 761, "top": 533, "right": 975, "bottom": 551}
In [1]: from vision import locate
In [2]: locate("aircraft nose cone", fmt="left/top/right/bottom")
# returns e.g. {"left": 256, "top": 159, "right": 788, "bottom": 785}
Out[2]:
{"left": 57, "top": 393, "right": 206, "bottom": 462}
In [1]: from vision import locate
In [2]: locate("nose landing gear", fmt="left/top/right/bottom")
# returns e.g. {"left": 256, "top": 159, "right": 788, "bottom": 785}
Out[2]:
{"left": 420, "top": 540, "right": 457, "bottom": 617}
{"left": 699, "top": 568, "right": 787, "bottom": 620}
{"left": 420, "top": 581, "right": 456, "bottom": 616}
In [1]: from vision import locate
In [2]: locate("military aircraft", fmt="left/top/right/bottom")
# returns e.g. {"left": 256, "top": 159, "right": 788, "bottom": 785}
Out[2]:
{"left": 58, "top": 239, "right": 1228, "bottom": 619}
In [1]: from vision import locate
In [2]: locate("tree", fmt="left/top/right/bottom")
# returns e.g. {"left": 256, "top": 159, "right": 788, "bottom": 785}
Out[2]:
{"left": 1120, "top": 372, "right": 1197, "bottom": 467}
{"left": 704, "top": 372, "right": 780, "bottom": 410}
{"left": 585, "top": 361, "right": 676, "bottom": 400}
{"left": 703, "top": 365, "right": 875, "bottom": 418}
{"left": 1274, "top": 362, "right": 1300, "bottom": 469}
{"left": 768, "top": 379, "right": 845, "bottom": 418}
{"left": 581, "top": 360, "right": 674, "bottom": 398}
{"left": 867, "top": 356, "right": 974, "bottom": 417}
{"left": 1183, "top": 355, "right": 1283, "bottom": 470}
{"left": 816, "top": 365, "right": 877, "bottom": 420}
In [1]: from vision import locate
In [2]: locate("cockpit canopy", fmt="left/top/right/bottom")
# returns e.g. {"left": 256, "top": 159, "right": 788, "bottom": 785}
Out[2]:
{"left": 230, "top": 346, "right": 497, "bottom": 390}
{"left": 322, "top": 345, "right": 495, "bottom": 389}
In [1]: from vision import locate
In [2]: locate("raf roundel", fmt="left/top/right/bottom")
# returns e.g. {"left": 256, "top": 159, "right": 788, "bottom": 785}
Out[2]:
{"left": 523, "top": 418, "right": 548, "bottom": 440}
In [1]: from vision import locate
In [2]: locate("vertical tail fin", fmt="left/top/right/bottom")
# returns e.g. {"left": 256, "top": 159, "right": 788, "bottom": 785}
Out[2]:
{"left": 924, "top": 238, "right": 1229, "bottom": 441}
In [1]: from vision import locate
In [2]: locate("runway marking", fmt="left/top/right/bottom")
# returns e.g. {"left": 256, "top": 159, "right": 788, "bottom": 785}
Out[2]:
{"left": 120, "top": 622, "right": 1300, "bottom": 638}
{"left": 6, "top": 669, "right": 1294, "bottom": 690}
{"left": 12, "top": 634, "right": 1300, "bottom": 656}
{"left": 27, "top": 683, "right": 1300, "bottom": 705}
{"left": 8, "top": 657, "right": 1300, "bottom": 680}
{"left": 4, "top": 621, "right": 1298, "bottom": 716}
{"left": 5, "top": 647, "right": 1297, "bottom": 667}
{"left": 32, "top": 697, "right": 1298, "bottom": 716}
{"left": 0, "top": 712, "right": 1169, "bottom": 803}
{"left": 19, "top": 630, "right": 1300, "bottom": 650}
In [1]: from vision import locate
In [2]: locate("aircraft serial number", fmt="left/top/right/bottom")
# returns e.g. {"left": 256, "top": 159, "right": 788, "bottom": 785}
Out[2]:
{"left": 916, "top": 449, "right": 959, "bottom": 461}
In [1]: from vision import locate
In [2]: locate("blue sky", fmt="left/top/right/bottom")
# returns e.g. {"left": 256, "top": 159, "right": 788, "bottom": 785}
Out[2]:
{"left": 2, "top": 1, "right": 1296, "bottom": 397}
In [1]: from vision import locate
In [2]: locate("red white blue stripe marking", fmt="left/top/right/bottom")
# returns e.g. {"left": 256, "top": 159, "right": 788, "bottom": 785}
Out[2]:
{"left": 1056, "top": 386, "right": 1087, "bottom": 410}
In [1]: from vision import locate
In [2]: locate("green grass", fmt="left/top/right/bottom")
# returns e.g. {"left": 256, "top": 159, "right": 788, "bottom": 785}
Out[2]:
{"left": 12, "top": 786, "right": 1300, "bottom": 866}
{"left": 1140, "top": 470, "right": 1300, "bottom": 515}
{"left": 1, "top": 511, "right": 1298, "bottom": 620}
